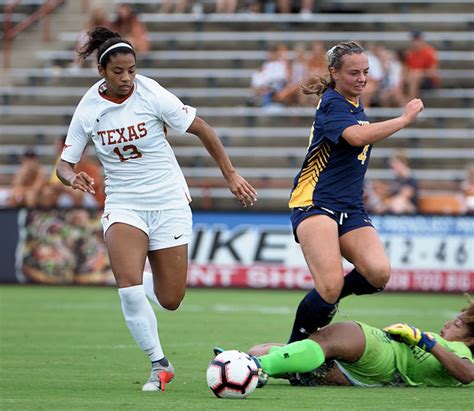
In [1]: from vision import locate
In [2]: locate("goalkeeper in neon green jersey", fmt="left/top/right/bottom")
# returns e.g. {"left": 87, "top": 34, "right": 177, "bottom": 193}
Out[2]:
{"left": 248, "top": 300, "right": 474, "bottom": 387}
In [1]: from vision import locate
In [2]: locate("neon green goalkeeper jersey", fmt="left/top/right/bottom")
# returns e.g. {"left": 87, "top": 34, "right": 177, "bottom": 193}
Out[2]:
{"left": 394, "top": 333, "right": 474, "bottom": 387}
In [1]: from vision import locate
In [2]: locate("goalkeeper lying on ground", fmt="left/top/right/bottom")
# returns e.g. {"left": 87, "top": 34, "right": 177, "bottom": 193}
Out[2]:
{"left": 247, "top": 300, "right": 474, "bottom": 387}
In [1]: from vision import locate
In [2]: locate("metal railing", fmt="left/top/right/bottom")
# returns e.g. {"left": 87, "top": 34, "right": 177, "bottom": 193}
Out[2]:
{"left": 2, "top": 0, "right": 67, "bottom": 70}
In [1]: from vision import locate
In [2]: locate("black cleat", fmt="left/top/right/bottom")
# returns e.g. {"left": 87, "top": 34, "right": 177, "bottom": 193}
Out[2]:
{"left": 249, "top": 355, "right": 269, "bottom": 388}
{"left": 212, "top": 346, "right": 225, "bottom": 356}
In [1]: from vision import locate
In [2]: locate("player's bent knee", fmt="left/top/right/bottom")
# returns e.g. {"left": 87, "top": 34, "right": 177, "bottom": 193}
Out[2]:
{"left": 360, "top": 261, "right": 391, "bottom": 289}
{"left": 159, "top": 300, "right": 181, "bottom": 311}
{"left": 371, "top": 262, "right": 391, "bottom": 288}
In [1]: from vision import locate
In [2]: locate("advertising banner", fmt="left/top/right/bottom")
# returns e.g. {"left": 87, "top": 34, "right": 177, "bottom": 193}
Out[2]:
{"left": 188, "top": 213, "right": 474, "bottom": 293}
{"left": 2, "top": 209, "right": 473, "bottom": 292}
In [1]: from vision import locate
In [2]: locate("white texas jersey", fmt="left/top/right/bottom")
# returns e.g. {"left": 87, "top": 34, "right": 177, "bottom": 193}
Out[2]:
{"left": 62, "top": 74, "right": 196, "bottom": 210}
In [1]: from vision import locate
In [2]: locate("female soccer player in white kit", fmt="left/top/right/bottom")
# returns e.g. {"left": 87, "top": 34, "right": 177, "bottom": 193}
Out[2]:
{"left": 56, "top": 27, "right": 257, "bottom": 392}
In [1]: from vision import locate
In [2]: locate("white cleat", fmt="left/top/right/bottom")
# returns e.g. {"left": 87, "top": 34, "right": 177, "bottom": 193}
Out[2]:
{"left": 142, "top": 361, "right": 175, "bottom": 392}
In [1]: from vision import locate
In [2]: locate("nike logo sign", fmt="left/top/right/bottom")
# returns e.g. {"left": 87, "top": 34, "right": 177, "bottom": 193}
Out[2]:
{"left": 174, "top": 234, "right": 184, "bottom": 240}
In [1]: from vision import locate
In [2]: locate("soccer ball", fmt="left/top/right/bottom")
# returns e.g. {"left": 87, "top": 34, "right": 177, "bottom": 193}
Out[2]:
{"left": 206, "top": 350, "right": 259, "bottom": 399}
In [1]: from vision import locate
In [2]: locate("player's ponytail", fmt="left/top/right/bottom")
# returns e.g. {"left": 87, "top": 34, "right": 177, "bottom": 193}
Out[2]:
{"left": 301, "top": 41, "right": 366, "bottom": 100}
{"left": 77, "top": 26, "right": 135, "bottom": 66}
{"left": 301, "top": 75, "right": 332, "bottom": 98}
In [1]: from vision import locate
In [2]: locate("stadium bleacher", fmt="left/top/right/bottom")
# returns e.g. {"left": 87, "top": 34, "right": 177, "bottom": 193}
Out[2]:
{"left": 1, "top": 0, "right": 473, "bottom": 211}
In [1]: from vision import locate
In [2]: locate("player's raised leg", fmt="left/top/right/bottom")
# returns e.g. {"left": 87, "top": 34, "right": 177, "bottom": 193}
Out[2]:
{"left": 339, "top": 226, "right": 390, "bottom": 294}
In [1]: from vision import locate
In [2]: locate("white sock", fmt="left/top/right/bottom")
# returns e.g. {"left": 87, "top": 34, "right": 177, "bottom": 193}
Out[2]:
{"left": 118, "top": 285, "right": 164, "bottom": 362}
{"left": 142, "top": 271, "right": 162, "bottom": 307}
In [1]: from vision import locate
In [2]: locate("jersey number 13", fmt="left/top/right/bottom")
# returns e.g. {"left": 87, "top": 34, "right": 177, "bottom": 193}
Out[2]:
{"left": 113, "top": 144, "right": 143, "bottom": 162}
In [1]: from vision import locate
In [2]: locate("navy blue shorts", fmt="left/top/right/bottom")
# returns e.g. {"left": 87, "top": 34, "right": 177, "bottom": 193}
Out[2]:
{"left": 290, "top": 206, "right": 374, "bottom": 243}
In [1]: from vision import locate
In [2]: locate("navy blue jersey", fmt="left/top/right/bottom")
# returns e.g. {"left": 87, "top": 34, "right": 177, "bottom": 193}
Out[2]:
{"left": 289, "top": 88, "right": 372, "bottom": 212}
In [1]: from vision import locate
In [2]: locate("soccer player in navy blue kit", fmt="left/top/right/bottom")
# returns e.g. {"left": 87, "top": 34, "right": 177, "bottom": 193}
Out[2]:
{"left": 287, "top": 42, "right": 424, "bottom": 343}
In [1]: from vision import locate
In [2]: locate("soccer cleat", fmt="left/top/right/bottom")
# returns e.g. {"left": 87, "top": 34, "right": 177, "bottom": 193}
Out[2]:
{"left": 256, "top": 367, "right": 269, "bottom": 388}
{"left": 283, "top": 361, "right": 336, "bottom": 386}
{"left": 286, "top": 371, "right": 319, "bottom": 386}
{"left": 142, "top": 360, "right": 175, "bottom": 392}
{"left": 249, "top": 355, "right": 269, "bottom": 388}
{"left": 213, "top": 346, "right": 225, "bottom": 356}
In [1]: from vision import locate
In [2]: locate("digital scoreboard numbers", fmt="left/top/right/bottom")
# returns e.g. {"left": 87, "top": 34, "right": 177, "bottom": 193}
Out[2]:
{"left": 372, "top": 216, "right": 473, "bottom": 292}
{"left": 383, "top": 235, "right": 472, "bottom": 269}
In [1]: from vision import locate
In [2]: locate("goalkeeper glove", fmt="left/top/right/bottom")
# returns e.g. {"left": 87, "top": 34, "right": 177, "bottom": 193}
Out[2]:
{"left": 383, "top": 323, "right": 437, "bottom": 352}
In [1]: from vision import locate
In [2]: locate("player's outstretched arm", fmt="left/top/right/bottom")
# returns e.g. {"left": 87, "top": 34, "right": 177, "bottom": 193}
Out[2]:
{"left": 187, "top": 116, "right": 257, "bottom": 207}
{"left": 56, "top": 159, "right": 95, "bottom": 194}
{"left": 342, "top": 98, "right": 424, "bottom": 147}
{"left": 430, "top": 344, "right": 474, "bottom": 385}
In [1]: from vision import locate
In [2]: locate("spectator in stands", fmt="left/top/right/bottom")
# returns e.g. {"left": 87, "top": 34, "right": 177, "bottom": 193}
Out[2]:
{"left": 363, "top": 179, "right": 387, "bottom": 215}
{"left": 76, "top": 6, "right": 112, "bottom": 53}
{"left": 72, "top": 6, "right": 112, "bottom": 68}
{"left": 461, "top": 164, "right": 474, "bottom": 215}
{"left": 377, "top": 47, "right": 405, "bottom": 107}
{"left": 246, "top": 1, "right": 268, "bottom": 13}
{"left": 246, "top": 1, "right": 283, "bottom": 13}
{"left": 215, "top": 0, "right": 239, "bottom": 13}
{"left": 360, "top": 43, "right": 384, "bottom": 108}
{"left": 292, "top": 41, "right": 327, "bottom": 106}
{"left": 367, "top": 150, "right": 419, "bottom": 215}
{"left": 384, "top": 150, "right": 419, "bottom": 214}
{"left": 159, "top": 0, "right": 189, "bottom": 13}
{"left": 249, "top": 65, "right": 272, "bottom": 106}
{"left": 249, "top": 45, "right": 289, "bottom": 108}
{"left": 112, "top": 4, "right": 150, "bottom": 54}
{"left": 7, "top": 148, "right": 46, "bottom": 208}
{"left": 306, "top": 41, "right": 327, "bottom": 77}
{"left": 404, "top": 31, "right": 439, "bottom": 101}
{"left": 274, "top": 43, "right": 308, "bottom": 105}
{"left": 277, "top": 0, "right": 314, "bottom": 16}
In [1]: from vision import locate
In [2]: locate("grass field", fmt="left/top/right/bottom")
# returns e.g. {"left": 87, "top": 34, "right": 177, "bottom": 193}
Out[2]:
{"left": 0, "top": 286, "right": 472, "bottom": 411}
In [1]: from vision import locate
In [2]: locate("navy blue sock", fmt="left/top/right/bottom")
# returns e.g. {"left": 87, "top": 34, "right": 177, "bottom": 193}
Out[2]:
{"left": 287, "top": 289, "right": 337, "bottom": 343}
{"left": 338, "top": 269, "right": 384, "bottom": 301}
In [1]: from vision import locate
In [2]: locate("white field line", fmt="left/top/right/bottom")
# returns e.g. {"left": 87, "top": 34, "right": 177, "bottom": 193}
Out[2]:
{"left": 47, "top": 302, "right": 458, "bottom": 319}
{"left": 72, "top": 344, "right": 137, "bottom": 350}
{"left": 180, "top": 304, "right": 457, "bottom": 319}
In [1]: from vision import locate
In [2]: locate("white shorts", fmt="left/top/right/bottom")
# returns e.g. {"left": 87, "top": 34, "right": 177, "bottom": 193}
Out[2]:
{"left": 100, "top": 205, "right": 193, "bottom": 251}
